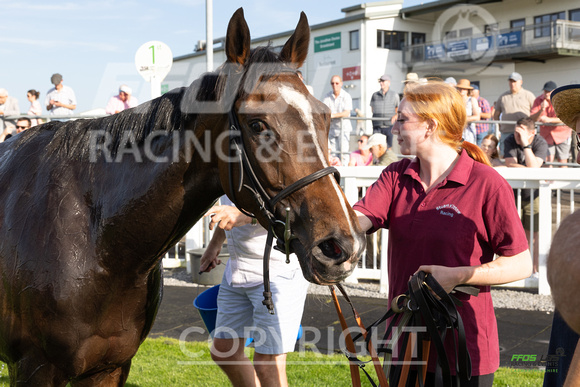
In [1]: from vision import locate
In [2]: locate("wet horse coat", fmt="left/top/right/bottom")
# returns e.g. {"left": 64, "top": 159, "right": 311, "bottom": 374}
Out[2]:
{"left": 0, "top": 9, "right": 365, "bottom": 386}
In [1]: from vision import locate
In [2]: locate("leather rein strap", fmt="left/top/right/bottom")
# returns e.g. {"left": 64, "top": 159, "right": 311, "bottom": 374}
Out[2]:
{"left": 331, "top": 284, "right": 390, "bottom": 387}
{"left": 332, "top": 271, "right": 478, "bottom": 387}
{"left": 227, "top": 103, "right": 339, "bottom": 314}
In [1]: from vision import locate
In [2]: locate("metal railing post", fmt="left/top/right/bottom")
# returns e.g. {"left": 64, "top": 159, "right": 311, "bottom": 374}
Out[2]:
{"left": 538, "top": 180, "right": 552, "bottom": 295}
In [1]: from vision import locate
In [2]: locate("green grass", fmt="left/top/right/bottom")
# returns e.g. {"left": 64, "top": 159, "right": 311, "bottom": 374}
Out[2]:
{"left": 0, "top": 338, "right": 545, "bottom": 386}
{"left": 493, "top": 367, "right": 546, "bottom": 386}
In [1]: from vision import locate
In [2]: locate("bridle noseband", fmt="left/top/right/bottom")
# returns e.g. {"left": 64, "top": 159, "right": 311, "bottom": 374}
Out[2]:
{"left": 227, "top": 99, "right": 339, "bottom": 314}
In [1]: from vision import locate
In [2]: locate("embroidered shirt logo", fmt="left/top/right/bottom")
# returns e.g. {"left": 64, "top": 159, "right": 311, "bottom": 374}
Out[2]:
{"left": 436, "top": 204, "right": 461, "bottom": 218}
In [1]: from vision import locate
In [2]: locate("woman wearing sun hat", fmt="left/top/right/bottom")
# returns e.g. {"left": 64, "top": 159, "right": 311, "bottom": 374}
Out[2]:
{"left": 544, "top": 83, "right": 580, "bottom": 387}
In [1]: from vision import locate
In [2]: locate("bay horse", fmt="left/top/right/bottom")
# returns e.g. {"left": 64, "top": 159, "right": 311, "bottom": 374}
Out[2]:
{"left": 0, "top": 8, "right": 365, "bottom": 385}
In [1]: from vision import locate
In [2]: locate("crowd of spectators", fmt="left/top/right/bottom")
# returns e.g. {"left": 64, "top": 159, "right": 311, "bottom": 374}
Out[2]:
{"left": 1, "top": 73, "right": 137, "bottom": 143}
{"left": 3, "top": 71, "right": 574, "bottom": 169}
{"left": 318, "top": 71, "right": 572, "bottom": 170}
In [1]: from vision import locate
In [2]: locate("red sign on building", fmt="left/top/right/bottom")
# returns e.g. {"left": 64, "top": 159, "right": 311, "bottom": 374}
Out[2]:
{"left": 343, "top": 66, "right": 361, "bottom": 81}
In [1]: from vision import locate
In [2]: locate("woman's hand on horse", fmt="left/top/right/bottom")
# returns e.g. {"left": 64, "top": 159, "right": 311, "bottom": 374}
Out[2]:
{"left": 205, "top": 205, "right": 252, "bottom": 231}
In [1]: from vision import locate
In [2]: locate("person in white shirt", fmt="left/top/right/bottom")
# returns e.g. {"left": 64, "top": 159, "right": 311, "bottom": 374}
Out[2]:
{"left": 45, "top": 73, "right": 76, "bottom": 117}
{"left": 200, "top": 197, "right": 308, "bottom": 387}
{"left": 322, "top": 75, "right": 352, "bottom": 164}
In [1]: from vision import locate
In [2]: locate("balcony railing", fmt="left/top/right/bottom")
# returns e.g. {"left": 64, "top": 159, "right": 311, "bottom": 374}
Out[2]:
{"left": 403, "top": 19, "right": 580, "bottom": 66}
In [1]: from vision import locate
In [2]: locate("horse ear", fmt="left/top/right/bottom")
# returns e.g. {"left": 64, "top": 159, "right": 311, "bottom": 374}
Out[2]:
{"left": 279, "top": 12, "right": 310, "bottom": 68}
{"left": 225, "top": 8, "right": 251, "bottom": 65}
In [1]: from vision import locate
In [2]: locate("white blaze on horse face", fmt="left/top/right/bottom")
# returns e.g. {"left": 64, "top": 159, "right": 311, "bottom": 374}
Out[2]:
{"left": 277, "top": 85, "right": 327, "bottom": 165}
{"left": 278, "top": 85, "right": 362, "bottom": 255}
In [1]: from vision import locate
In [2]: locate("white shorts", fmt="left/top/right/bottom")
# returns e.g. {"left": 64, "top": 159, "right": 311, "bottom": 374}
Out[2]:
{"left": 214, "top": 269, "right": 309, "bottom": 354}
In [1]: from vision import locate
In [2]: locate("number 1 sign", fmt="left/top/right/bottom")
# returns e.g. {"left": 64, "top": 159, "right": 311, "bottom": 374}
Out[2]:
{"left": 135, "top": 41, "right": 173, "bottom": 98}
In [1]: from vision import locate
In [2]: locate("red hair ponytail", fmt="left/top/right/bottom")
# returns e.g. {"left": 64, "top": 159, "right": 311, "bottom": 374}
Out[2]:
{"left": 461, "top": 140, "right": 491, "bottom": 166}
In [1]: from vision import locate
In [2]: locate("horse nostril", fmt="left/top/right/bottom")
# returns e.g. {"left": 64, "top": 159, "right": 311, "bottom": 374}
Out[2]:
{"left": 318, "top": 239, "right": 343, "bottom": 260}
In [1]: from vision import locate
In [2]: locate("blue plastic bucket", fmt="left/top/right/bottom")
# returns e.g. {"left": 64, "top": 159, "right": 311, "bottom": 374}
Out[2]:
{"left": 193, "top": 284, "right": 221, "bottom": 336}
{"left": 193, "top": 284, "right": 303, "bottom": 344}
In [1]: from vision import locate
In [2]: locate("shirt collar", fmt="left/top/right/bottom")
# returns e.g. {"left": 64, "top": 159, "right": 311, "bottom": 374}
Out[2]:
{"left": 403, "top": 149, "right": 473, "bottom": 187}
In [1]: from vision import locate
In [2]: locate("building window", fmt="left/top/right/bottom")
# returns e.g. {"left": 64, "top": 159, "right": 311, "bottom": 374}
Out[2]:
{"left": 411, "top": 33, "right": 426, "bottom": 45}
{"left": 459, "top": 28, "right": 473, "bottom": 37}
{"left": 349, "top": 30, "right": 360, "bottom": 51}
{"left": 511, "top": 19, "right": 526, "bottom": 30}
{"left": 377, "top": 30, "right": 406, "bottom": 50}
{"left": 484, "top": 24, "right": 498, "bottom": 34}
{"left": 410, "top": 33, "right": 426, "bottom": 61}
{"left": 445, "top": 30, "right": 457, "bottom": 39}
{"left": 569, "top": 9, "right": 580, "bottom": 40}
{"left": 534, "top": 12, "right": 565, "bottom": 38}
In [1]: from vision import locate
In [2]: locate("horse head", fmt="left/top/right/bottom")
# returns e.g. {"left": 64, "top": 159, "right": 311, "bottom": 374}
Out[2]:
{"left": 216, "top": 8, "right": 365, "bottom": 284}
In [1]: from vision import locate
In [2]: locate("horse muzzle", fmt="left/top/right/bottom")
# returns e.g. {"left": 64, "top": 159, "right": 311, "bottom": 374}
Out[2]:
{"left": 293, "top": 233, "right": 365, "bottom": 285}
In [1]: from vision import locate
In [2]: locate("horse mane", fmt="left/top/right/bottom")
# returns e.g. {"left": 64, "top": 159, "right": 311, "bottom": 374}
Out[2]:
{"left": 10, "top": 89, "right": 188, "bottom": 162}
{"left": 14, "top": 45, "right": 289, "bottom": 162}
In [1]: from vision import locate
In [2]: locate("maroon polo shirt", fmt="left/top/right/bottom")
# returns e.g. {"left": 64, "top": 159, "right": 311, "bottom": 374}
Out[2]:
{"left": 353, "top": 149, "right": 529, "bottom": 376}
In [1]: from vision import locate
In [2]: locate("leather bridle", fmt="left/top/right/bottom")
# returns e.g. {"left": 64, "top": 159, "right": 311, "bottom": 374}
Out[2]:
{"left": 227, "top": 97, "right": 339, "bottom": 314}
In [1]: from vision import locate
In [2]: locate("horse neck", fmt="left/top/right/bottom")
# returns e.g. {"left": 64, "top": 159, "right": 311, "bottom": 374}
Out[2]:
{"left": 89, "top": 108, "right": 227, "bottom": 272}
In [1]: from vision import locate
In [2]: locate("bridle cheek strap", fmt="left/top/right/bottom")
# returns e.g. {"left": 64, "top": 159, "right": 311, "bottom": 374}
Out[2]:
{"left": 262, "top": 228, "right": 275, "bottom": 314}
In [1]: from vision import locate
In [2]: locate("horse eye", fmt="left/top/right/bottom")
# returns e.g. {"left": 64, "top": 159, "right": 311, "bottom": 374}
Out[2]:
{"left": 249, "top": 120, "right": 268, "bottom": 132}
{"left": 249, "top": 121, "right": 265, "bottom": 132}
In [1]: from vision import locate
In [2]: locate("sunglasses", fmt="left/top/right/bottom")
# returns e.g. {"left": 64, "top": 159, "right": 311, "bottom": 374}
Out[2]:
{"left": 16, "top": 125, "right": 30, "bottom": 129}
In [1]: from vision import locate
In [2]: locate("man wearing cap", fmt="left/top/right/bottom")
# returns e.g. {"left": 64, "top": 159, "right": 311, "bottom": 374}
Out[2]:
{"left": 493, "top": 72, "right": 535, "bottom": 154}
{"left": 105, "top": 85, "right": 139, "bottom": 115}
{"left": 530, "top": 81, "right": 571, "bottom": 166}
{"left": 369, "top": 74, "right": 399, "bottom": 149}
{"left": 363, "top": 133, "right": 397, "bottom": 166}
{"left": 45, "top": 73, "right": 77, "bottom": 117}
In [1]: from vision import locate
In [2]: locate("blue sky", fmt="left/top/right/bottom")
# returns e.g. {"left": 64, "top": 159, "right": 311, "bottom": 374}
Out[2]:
{"left": 0, "top": 0, "right": 432, "bottom": 113}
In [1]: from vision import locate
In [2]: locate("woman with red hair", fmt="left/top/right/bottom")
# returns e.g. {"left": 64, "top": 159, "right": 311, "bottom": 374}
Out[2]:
{"left": 353, "top": 81, "right": 532, "bottom": 386}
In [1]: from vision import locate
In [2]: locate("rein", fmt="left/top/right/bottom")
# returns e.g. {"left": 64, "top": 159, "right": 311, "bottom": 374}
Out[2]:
{"left": 227, "top": 102, "right": 339, "bottom": 314}
{"left": 332, "top": 271, "right": 479, "bottom": 387}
